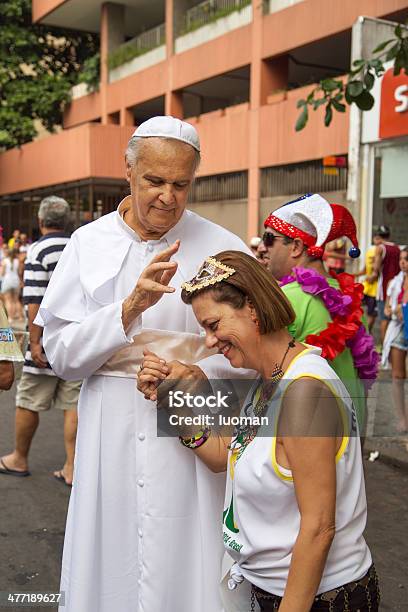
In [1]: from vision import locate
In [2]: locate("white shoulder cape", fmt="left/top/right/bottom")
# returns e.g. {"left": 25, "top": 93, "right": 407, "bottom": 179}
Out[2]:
{"left": 39, "top": 208, "right": 250, "bottom": 326}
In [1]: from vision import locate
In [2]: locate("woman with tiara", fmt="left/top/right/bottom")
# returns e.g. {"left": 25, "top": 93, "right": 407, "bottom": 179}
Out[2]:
{"left": 138, "top": 250, "right": 379, "bottom": 612}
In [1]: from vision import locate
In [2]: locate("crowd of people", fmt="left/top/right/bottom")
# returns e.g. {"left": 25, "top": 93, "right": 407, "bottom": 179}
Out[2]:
{"left": 0, "top": 115, "right": 407, "bottom": 611}
{"left": 0, "top": 228, "right": 29, "bottom": 322}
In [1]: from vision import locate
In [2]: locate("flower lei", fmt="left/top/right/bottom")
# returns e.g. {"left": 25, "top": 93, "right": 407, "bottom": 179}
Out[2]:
{"left": 280, "top": 267, "right": 379, "bottom": 387}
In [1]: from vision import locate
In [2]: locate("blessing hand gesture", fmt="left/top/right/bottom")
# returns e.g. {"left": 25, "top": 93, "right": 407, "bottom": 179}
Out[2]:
{"left": 122, "top": 240, "right": 180, "bottom": 330}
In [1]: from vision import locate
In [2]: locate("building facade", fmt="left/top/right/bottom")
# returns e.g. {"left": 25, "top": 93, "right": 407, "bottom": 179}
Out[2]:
{"left": 0, "top": 0, "right": 407, "bottom": 242}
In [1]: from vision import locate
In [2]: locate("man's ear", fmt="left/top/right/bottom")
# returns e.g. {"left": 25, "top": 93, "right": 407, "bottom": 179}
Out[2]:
{"left": 291, "top": 238, "right": 306, "bottom": 259}
{"left": 125, "top": 156, "right": 132, "bottom": 183}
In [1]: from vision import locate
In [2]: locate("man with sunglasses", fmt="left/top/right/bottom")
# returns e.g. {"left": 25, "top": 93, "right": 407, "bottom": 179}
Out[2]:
{"left": 262, "top": 194, "right": 376, "bottom": 434}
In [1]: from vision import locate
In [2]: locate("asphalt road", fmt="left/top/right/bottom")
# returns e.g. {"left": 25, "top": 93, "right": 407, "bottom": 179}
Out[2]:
{"left": 0, "top": 380, "right": 407, "bottom": 611}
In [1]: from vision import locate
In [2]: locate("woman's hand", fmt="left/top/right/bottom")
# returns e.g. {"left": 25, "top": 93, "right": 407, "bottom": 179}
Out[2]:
{"left": 136, "top": 350, "right": 208, "bottom": 402}
{"left": 137, "top": 349, "right": 168, "bottom": 401}
{"left": 384, "top": 303, "right": 392, "bottom": 318}
{"left": 396, "top": 304, "right": 403, "bottom": 321}
{"left": 137, "top": 351, "right": 229, "bottom": 472}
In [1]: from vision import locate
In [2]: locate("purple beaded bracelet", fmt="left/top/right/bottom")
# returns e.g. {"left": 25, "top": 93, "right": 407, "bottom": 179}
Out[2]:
{"left": 179, "top": 427, "right": 211, "bottom": 449}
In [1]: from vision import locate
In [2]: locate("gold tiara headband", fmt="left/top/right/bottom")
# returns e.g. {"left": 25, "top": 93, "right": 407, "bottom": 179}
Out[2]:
{"left": 181, "top": 256, "right": 236, "bottom": 294}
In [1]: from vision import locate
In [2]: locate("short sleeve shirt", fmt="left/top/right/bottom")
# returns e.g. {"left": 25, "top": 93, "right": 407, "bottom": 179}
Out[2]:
{"left": 22, "top": 232, "right": 70, "bottom": 375}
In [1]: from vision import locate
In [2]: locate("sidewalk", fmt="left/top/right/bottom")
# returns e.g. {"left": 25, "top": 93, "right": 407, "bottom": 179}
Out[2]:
{"left": 365, "top": 368, "right": 408, "bottom": 472}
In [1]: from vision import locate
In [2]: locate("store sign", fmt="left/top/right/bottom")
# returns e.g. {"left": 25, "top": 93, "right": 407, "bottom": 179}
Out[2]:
{"left": 379, "top": 68, "right": 408, "bottom": 139}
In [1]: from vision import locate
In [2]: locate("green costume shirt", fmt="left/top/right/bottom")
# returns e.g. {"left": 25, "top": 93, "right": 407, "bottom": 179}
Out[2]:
{"left": 282, "top": 279, "right": 366, "bottom": 431}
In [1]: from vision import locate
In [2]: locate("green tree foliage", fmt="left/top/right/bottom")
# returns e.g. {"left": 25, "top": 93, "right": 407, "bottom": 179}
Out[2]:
{"left": 296, "top": 24, "right": 408, "bottom": 131}
{"left": 78, "top": 52, "right": 101, "bottom": 92}
{"left": 0, "top": 0, "right": 98, "bottom": 149}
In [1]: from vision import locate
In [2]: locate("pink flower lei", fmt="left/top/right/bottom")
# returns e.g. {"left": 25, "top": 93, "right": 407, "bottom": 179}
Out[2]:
{"left": 280, "top": 267, "right": 379, "bottom": 387}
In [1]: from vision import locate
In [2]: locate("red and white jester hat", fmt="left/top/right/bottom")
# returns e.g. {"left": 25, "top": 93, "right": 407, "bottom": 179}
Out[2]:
{"left": 264, "top": 193, "right": 360, "bottom": 259}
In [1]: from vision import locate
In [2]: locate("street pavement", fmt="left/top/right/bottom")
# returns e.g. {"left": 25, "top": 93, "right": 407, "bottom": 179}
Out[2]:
{"left": 0, "top": 374, "right": 407, "bottom": 611}
{"left": 365, "top": 368, "right": 408, "bottom": 469}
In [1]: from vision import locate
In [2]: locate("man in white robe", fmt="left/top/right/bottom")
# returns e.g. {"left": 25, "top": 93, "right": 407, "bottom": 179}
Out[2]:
{"left": 38, "top": 116, "right": 252, "bottom": 612}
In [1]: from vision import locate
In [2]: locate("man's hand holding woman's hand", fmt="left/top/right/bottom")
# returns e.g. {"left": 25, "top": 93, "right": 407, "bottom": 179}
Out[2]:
{"left": 137, "top": 349, "right": 169, "bottom": 401}
{"left": 137, "top": 349, "right": 207, "bottom": 402}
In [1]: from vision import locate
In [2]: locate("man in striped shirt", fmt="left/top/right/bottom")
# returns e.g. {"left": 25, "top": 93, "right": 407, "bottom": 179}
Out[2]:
{"left": 0, "top": 197, "right": 81, "bottom": 485}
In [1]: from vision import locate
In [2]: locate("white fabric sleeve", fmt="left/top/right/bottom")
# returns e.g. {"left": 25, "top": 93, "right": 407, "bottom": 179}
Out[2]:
{"left": 42, "top": 300, "right": 136, "bottom": 381}
{"left": 38, "top": 234, "right": 139, "bottom": 381}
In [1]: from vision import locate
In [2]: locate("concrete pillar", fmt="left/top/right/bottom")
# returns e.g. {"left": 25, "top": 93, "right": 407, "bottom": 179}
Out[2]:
{"left": 247, "top": 5, "right": 289, "bottom": 239}
{"left": 165, "top": 0, "right": 175, "bottom": 57}
{"left": 75, "top": 187, "right": 80, "bottom": 228}
{"left": 165, "top": 91, "right": 183, "bottom": 118}
{"left": 260, "top": 56, "right": 288, "bottom": 105}
{"left": 100, "top": 3, "right": 125, "bottom": 124}
{"left": 120, "top": 108, "right": 134, "bottom": 127}
{"left": 165, "top": 0, "right": 185, "bottom": 118}
{"left": 247, "top": 0, "right": 264, "bottom": 239}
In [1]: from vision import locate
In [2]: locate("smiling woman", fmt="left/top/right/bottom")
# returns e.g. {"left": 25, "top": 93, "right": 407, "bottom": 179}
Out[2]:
{"left": 174, "top": 251, "right": 380, "bottom": 611}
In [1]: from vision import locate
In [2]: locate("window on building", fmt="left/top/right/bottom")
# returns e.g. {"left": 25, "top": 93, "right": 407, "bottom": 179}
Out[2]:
{"left": 189, "top": 171, "right": 248, "bottom": 202}
{"left": 286, "top": 30, "right": 351, "bottom": 90}
{"left": 131, "top": 96, "right": 165, "bottom": 125}
{"left": 183, "top": 66, "right": 250, "bottom": 118}
{"left": 261, "top": 159, "right": 348, "bottom": 197}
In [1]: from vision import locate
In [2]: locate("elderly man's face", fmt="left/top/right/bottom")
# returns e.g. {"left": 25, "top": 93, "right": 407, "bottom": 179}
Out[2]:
{"left": 126, "top": 138, "right": 196, "bottom": 237}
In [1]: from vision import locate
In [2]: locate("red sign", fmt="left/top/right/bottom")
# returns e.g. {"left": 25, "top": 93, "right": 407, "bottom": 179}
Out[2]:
{"left": 323, "top": 155, "right": 347, "bottom": 167}
{"left": 379, "top": 68, "right": 408, "bottom": 139}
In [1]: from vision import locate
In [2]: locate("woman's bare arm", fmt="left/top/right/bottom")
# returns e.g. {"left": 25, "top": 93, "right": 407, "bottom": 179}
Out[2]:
{"left": 277, "top": 378, "right": 341, "bottom": 612}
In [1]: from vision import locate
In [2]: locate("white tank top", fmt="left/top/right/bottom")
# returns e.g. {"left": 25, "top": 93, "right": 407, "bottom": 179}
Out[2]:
{"left": 3, "top": 258, "right": 19, "bottom": 280}
{"left": 223, "top": 345, "right": 372, "bottom": 597}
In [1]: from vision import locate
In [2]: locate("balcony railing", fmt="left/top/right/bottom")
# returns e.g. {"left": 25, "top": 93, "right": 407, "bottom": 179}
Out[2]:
{"left": 264, "top": 0, "right": 304, "bottom": 15}
{"left": 189, "top": 171, "right": 248, "bottom": 202}
{"left": 108, "top": 23, "right": 165, "bottom": 70}
{"left": 178, "top": 0, "right": 251, "bottom": 36}
{"left": 261, "top": 160, "right": 347, "bottom": 197}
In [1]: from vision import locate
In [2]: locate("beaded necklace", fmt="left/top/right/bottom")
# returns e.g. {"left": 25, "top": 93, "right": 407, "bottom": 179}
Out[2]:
{"left": 229, "top": 337, "right": 295, "bottom": 462}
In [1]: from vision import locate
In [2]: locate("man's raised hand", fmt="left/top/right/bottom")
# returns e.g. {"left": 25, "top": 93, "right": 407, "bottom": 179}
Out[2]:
{"left": 122, "top": 241, "right": 180, "bottom": 330}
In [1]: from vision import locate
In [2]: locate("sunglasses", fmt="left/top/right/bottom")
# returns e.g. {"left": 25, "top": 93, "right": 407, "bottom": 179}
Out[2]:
{"left": 262, "top": 231, "right": 287, "bottom": 247}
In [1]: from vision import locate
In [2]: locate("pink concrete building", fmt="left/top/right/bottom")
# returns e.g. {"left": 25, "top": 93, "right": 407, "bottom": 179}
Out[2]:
{"left": 1, "top": 0, "right": 407, "bottom": 240}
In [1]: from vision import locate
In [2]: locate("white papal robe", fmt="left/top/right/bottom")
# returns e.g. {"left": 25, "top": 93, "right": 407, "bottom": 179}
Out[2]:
{"left": 38, "top": 205, "right": 252, "bottom": 612}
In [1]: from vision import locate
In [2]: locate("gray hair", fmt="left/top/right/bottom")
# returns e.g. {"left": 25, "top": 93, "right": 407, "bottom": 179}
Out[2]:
{"left": 38, "top": 196, "right": 71, "bottom": 230}
{"left": 126, "top": 136, "right": 201, "bottom": 171}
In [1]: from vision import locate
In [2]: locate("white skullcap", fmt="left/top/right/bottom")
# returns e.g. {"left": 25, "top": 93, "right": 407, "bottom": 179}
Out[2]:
{"left": 250, "top": 236, "right": 262, "bottom": 247}
{"left": 132, "top": 116, "right": 200, "bottom": 152}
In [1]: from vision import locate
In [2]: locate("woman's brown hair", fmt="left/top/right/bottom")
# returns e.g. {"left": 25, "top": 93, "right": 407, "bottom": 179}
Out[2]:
{"left": 181, "top": 251, "right": 295, "bottom": 334}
